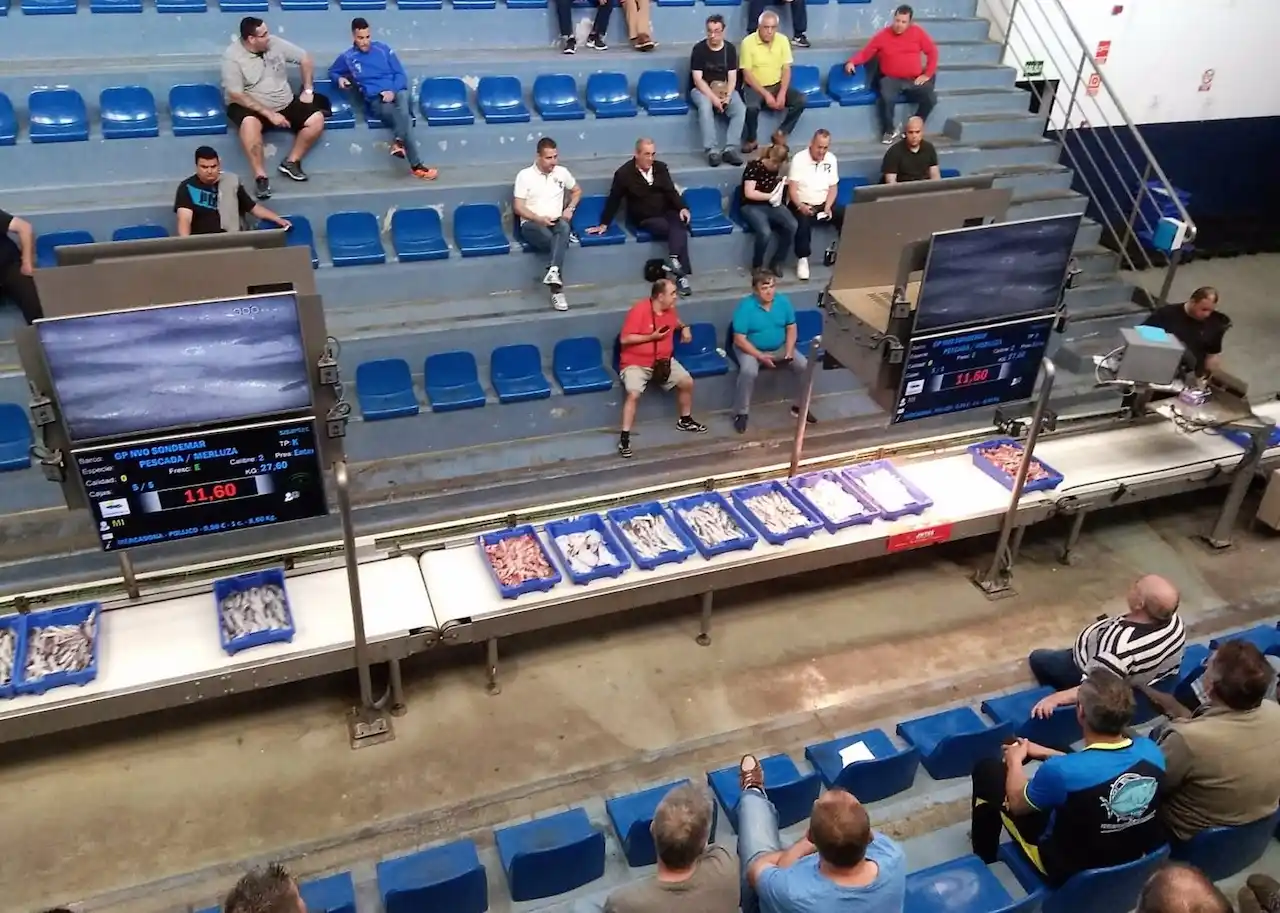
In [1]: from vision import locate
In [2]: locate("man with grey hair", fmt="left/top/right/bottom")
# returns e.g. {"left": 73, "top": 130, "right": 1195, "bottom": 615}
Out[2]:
{"left": 223, "top": 863, "right": 307, "bottom": 913}
{"left": 1136, "top": 863, "right": 1232, "bottom": 913}
{"left": 738, "top": 10, "right": 805, "bottom": 151}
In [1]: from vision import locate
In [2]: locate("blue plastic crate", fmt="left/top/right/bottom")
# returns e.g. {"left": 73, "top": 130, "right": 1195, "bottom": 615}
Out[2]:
{"left": 1217, "top": 426, "right": 1280, "bottom": 451}
{"left": 213, "top": 568, "right": 296, "bottom": 656}
{"left": 666, "top": 492, "right": 757, "bottom": 558}
{"left": 0, "top": 612, "right": 27, "bottom": 700}
{"left": 729, "top": 480, "right": 823, "bottom": 545}
{"left": 479, "top": 526, "right": 563, "bottom": 599}
{"left": 545, "top": 514, "right": 632, "bottom": 585}
{"left": 968, "top": 439, "right": 1064, "bottom": 493}
{"left": 606, "top": 501, "right": 696, "bottom": 571}
{"left": 787, "top": 470, "right": 881, "bottom": 532}
{"left": 841, "top": 460, "right": 933, "bottom": 520}
{"left": 15, "top": 601, "right": 101, "bottom": 696}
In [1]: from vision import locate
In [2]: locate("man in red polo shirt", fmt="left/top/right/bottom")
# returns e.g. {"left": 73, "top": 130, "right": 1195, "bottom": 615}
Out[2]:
{"left": 617, "top": 278, "right": 708, "bottom": 458}
{"left": 844, "top": 3, "right": 938, "bottom": 144}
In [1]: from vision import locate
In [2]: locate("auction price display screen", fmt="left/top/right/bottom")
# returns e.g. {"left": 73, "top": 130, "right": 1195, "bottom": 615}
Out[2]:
{"left": 73, "top": 419, "right": 328, "bottom": 551}
{"left": 892, "top": 314, "right": 1054, "bottom": 424}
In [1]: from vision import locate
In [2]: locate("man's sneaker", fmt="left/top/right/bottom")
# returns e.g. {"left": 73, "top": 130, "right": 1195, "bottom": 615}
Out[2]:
{"left": 791, "top": 405, "right": 818, "bottom": 424}
{"left": 278, "top": 160, "right": 307, "bottom": 182}
{"left": 586, "top": 33, "right": 608, "bottom": 50}
{"left": 390, "top": 139, "right": 407, "bottom": 159}
{"left": 792, "top": 33, "right": 810, "bottom": 48}
{"left": 796, "top": 256, "right": 810, "bottom": 280}
{"left": 708, "top": 150, "right": 722, "bottom": 167}
{"left": 618, "top": 438, "right": 633, "bottom": 458}
{"left": 551, "top": 291, "right": 569, "bottom": 311}
{"left": 254, "top": 176, "right": 272, "bottom": 200}
{"left": 675, "top": 274, "right": 692, "bottom": 297}
{"left": 677, "top": 416, "right": 708, "bottom": 434}
{"left": 881, "top": 131, "right": 897, "bottom": 145}
{"left": 562, "top": 36, "right": 577, "bottom": 54}
{"left": 542, "top": 265, "right": 562, "bottom": 288}
{"left": 722, "top": 149, "right": 744, "bottom": 166}
{"left": 769, "top": 261, "right": 784, "bottom": 279}
{"left": 410, "top": 165, "right": 439, "bottom": 181}
{"left": 733, "top": 413, "right": 749, "bottom": 434}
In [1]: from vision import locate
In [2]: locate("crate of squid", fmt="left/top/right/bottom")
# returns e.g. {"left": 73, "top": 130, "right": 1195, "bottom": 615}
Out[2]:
{"left": 14, "top": 601, "right": 102, "bottom": 696}
{"left": 546, "top": 513, "right": 632, "bottom": 585}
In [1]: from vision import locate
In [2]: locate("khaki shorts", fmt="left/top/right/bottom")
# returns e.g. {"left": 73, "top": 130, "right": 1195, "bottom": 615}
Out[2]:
{"left": 622, "top": 359, "right": 691, "bottom": 394}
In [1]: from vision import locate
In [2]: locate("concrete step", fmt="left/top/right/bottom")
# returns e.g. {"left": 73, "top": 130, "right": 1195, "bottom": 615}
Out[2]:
{"left": 944, "top": 111, "right": 1046, "bottom": 144}
{"left": 972, "top": 160, "right": 1072, "bottom": 195}
{"left": 1006, "top": 188, "right": 1088, "bottom": 220}
{"left": 1074, "top": 244, "right": 1121, "bottom": 279}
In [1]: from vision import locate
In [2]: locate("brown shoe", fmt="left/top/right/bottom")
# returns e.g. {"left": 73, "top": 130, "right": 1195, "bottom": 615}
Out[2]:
{"left": 1245, "top": 875, "right": 1280, "bottom": 913}
{"left": 638, "top": 33, "right": 656, "bottom": 50}
{"left": 739, "top": 753, "right": 764, "bottom": 791}
{"left": 741, "top": 140, "right": 758, "bottom": 154}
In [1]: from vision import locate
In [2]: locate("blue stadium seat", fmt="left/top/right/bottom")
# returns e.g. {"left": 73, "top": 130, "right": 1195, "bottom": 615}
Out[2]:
{"left": 941, "top": 167, "right": 961, "bottom": 179}
{"left": 703, "top": 0, "right": 738, "bottom": 7}
{"left": 790, "top": 65, "right": 831, "bottom": 109}
{"left": 453, "top": 203, "right": 510, "bottom": 257}
{"left": 355, "top": 359, "right": 419, "bottom": 421}
{"left": 707, "top": 754, "right": 820, "bottom": 830}
{"left": 261, "top": 215, "right": 319, "bottom": 268}
{"left": 92, "top": 0, "right": 143, "bottom": 12}
{"left": 1170, "top": 810, "right": 1280, "bottom": 881}
{"left": 28, "top": 90, "right": 89, "bottom": 143}
{"left": 586, "top": 73, "right": 638, "bottom": 118}
{"left": 682, "top": 188, "right": 735, "bottom": 237}
{"left": 836, "top": 175, "right": 872, "bottom": 206}
{"left": 999, "top": 842, "right": 1169, "bottom": 913}
{"left": 315, "top": 80, "right": 355, "bottom": 129}
{"left": 896, "top": 707, "right": 1013, "bottom": 780}
{"left": 826, "top": 64, "right": 878, "bottom": 106}
{"left": 0, "top": 93, "right": 17, "bottom": 146}
{"left": 454, "top": 0, "right": 494, "bottom": 9}
{"left": 570, "top": 196, "right": 625, "bottom": 247}
{"left": 1210, "top": 624, "right": 1280, "bottom": 654}
{"left": 490, "top": 344, "right": 552, "bottom": 404}
{"left": 326, "top": 211, "right": 385, "bottom": 267}
{"left": 377, "top": 841, "right": 487, "bottom": 913}
{"left": 420, "top": 77, "right": 474, "bottom": 126}
{"left": 298, "top": 872, "right": 356, "bottom": 913}
{"left": 100, "top": 86, "right": 159, "bottom": 139}
{"left": 506, "top": 0, "right": 543, "bottom": 6}
{"left": 606, "top": 780, "right": 718, "bottom": 868}
{"left": 391, "top": 208, "right": 449, "bottom": 262}
{"left": 794, "top": 308, "right": 823, "bottom": 356}
{"left": 655, "top": 0, "right": 693, "bottom": 6}
{"left": 170, "top": 84, "right": 227, "bottom": 136}
{"left": 981, "top": 686, "right": 1082, "bottom": 751}
{"left": 219, "top": 0, "right": 268, "bottom": 9}
{"left": 424, "top": 352, "right": 487, "bottom": 412}
{"left": 0, "top": 404, "right": 33, "bottom": 472}
{"left": 727, "top": 192, "right": 754, "bottom": 234}
{"left": 21, "top": 0, "right": 75, "bottom": 13}
{"left": 629, "top": 223, "right": 654, "bottom": 242}
{"left": 156, "top": 0, "right": 206, "bottom": 11}
{"left": 280, "top": 0, "right": 326, "bottom": 10}
{"left": 553, "top": 337, "right": 613, "bottom": 395}
{"left": 673, "top": 323, "right": 730, "bottom": 378}
{"left": 494, "top": 807, "right": 605, "bottom": 902}
{"left": 398, "top": 0, "right": 441, "bottom": 10}
{"left": 112, "top": 224, "right": 169, "bottom": 241}
{"left": 477, "top": 76, "right": 530, "bottom": 123}
{"left": 35, "top": 230, "right": 94, "bottom": 268}
{"left": 805, "top": 729, "right": 921, "bottom": 804}
{"left": 340, "top": 0, "right": 383, "bottom": 8}
{"left": 637, "top": 70, "right": 689, "bottom": 115}
{"left": 533, "top": 74, "right": 585, "bottom": 121}
{"left": 906, "top": 854, "right": 1042, "bottom": 913}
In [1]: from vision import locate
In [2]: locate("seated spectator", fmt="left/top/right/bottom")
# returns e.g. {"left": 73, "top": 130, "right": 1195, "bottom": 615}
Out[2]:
{"left": 222, "top": 17, "right": 327, "bottom": 199}
{"left": 731, "top": 270, "right": 816, "bottom": 435}
{"left": 555, "top": 0, "right": 612, "bottom": 53}
{"left": 787, "top": 128, "right": 841, "bottom": 281}
{"left": 971, "top": 668, "right": 1167, "bottom": 885}
{"left": 514, "top": 138, "right": 582, "bottom": 312}
{"left": 616, "top": 278, "right": 708, "bottom": 458}
{"left": 329, "top": 18, "right": 438, "bottom": 181}
{"left": 1136, "top": 863, "right": 1232, "bottom": 913}
{"left": 746, "top": 0, "right": 808, "bottom": 47}
{"left": 739, "top": 12, "right": 806, "bottom": 152}
{"left": 620, "top": 0, "right": 655, "bottom": 50}
{"left": 880, "top": 117, "right": 939, "bottom": 183}
{"left": 0, "top": 206, "right": 41, "bottom": 324}
{"left": 1239, "top": 875, "right": 1280, "bottom": 913}
{"left": 1143, "top": 287, "right": 1232, "bottom": 378}
{"left": 690, "top": 15, "right": 746, "bottom": 167}
{"left": 589, "top": 139, "right": 693, "bottom": 296}
{"left": 223, "top": 863, "right": 305, "bottom": 913}
{"left": 737, "top": 754, "right": 906, "bottom": 913}
{"left": 844, "top": 4, "right": 938, "bottom": 144}
{"left": 740, "top": 143, "right": 796, "bottom": 276}
{"left": 175, "top": 146, "right": 290, "bottom": 237}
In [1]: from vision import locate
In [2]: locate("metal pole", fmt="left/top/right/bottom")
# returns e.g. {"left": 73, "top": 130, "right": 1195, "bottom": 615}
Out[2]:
{"left": 999, "top": 0, "right": 1021, "bottom": 59}
{"left": 696, "top": 591, "right": 713, "bottom": 646}
{"left": 1120, "top": 161, "right": 1152, "bottom": 268}
{"left": 1154, "top": 247, "right": 1182, "bottom": 308}
{"left": 334, "top": 460, "right": 374, "bottom": 708}
{"left": 118, "top": 552, "right": 140, "bottom": 600}
{"left": 787, "top": 337, "right": 823, "bottom": 478}
{"left": 1057, "top": 52, "right": 1088, "bottom": 153}
{"left": 1204, "top": 423, "right": 1273, "bottom": 548}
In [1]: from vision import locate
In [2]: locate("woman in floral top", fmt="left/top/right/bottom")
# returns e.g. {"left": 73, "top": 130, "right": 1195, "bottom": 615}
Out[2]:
{"left": 739, "top": 143, "right": 797, "bottom": 277}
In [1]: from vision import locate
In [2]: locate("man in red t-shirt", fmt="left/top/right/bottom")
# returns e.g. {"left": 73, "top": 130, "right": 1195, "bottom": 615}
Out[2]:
{"left": 844, "top": 3, "right": 938, "bottom": 144}
{"left": 617, "top": 278, "right": 708, "bottom": 458}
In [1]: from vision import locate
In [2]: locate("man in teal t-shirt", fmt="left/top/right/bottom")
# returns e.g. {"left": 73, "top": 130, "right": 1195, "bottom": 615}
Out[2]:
{"left": 730, "top": 269, "right": 816, "bottom": 434}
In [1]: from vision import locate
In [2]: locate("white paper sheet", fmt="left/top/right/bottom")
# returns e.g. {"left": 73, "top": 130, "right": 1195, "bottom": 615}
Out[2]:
{"left": 839, "top": 740, "right": 875, "bottom": 766}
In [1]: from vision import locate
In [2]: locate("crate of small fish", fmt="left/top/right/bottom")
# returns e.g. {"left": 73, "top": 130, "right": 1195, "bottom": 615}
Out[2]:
{"left": 787, "top": 470, "right": 882, "bottom": 532}
{"left": 729, "top": 480, "right": 824, "bottom": 545}
{"left": 842, "top": 460, "right": 934, "bottom": 520}
{"left": 607, "top": 501, "right": 696, "bottom": 571}
{"left": 214, "top": 569, "right": 296, "bottom": 656}
{"left": 967, "top": 438, "right": 1064, "bottom": 493}
{"left": 667, "top": 492, "right": 758, "bottom": 559}
{"left": 0, "top": 612, "right": 27, "bottom": 700}
{"left": 1216, "top": 427, "right": 1280, "bottom": 451}
{"left": 14, "top": 601, "right": 101, "bottom": 696}
{"left": 480, "top": 525, "right": 563, "bottom": 599}
{"left": 546, "top": 514, "right": 632, "bottom": 585}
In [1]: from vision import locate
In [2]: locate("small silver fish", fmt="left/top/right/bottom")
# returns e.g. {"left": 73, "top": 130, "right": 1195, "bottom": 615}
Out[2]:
{"left": 25, "top": 614, "right": 98, "bottom": 682}
{"left": 220, "top": 584, "right": 291, "bottom": 641}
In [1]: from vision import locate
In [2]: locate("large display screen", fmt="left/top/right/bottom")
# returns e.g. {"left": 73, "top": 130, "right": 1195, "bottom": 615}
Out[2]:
{"left": 912, "top": 214, "right": 1082, "bottom": 333}
{"left": 892, "top": 315, "right": 1054, "bottom": 424}
{"left": 73, "top": 419, "right": 327, "bottom": 551}
{"left": 38, "top": 293, "right": 312, "bottom": 443}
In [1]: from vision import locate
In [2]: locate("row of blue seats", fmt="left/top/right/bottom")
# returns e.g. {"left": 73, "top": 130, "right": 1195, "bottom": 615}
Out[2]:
{"left": 0, "top": 403, "right": 34, "bottom": 473}
{"left": 4, "top": 0, "right": 871, "bottom": 13}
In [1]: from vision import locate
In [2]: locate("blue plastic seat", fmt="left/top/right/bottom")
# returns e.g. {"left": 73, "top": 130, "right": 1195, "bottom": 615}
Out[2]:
{"left": 553, "top": 337, "right": 613, "bottom": 395}
{"left": 156, "top": 0, "right": 205, "bottom": 11}
{"left": 794, "top": 308, "right": 823, "bottom": 356}
{"left": 280, "top": 0, "right": 326, "bottom": 10}
{"left": 99, "top": 86, "right": 159, "bottom": 139}
{"left": 836, "top": 175, "right": 872, "bottom": 206}
{"left": 112, "top": 224, "right": 169, "bottom": 241}
{"left": 0, "top": 93, "right": 15, "bottom": 146}
{"left": 170, "top": 84, "right": 227, "bottom": 136}
{"left": 377, "top": 841, "right": 487, "bottom": 913}
{"left": 420, "top": 78, "right": 474, "bottom": 126}
{"left": 790, "top": 65, "right": 831, "bottom": 109}
{"left": 454, "top": 0, "right": 494, "bottom": 9}
{"left": 1210, "top": 624, "right": 1280, "bottom": 654}
{"left": 490, "top": 344, "right": 552, "bottom": 404}
{"left": 1170, "top": 809, "right": 1280, "bottom": 881}
{"left": 453, "top": 203, "right": 510, "bottom": 258}
{"left": 826, "top": 64, "right": 878, "bottom": 106}
{"left": 805, "top": 728, "right": 920, "bottom": 803}
{"left": 981, "top": 686, "right": 1082, "bottom": 751}
{"left": 507, "top": 0, "right": 543, "bottom": 7}
{"left": 672, "top": 323, "right": 730, "bottom": 378}
{"left": 999, "top": 842, "right": 1169, "bottom": 913}
{"left": 21, "top": 0, "right": 75, "bottom": 13}
{"left": 0, "top": 404, "right": 33, "bottom": 472}
{"left": 683, "top": 187, "right": 734, "bottom": 237}
{"left": 896, "top": 707, "right": 1013, "bottom": 780}
{"left": 494, "top": 807, "right": 605, "bottom": 902}
{"left": 326, "top": 211, "right": 385, "bottom": 267}
{"left": 261, "top": 214, "right": 319, "bottom": 268}
{"left": 941, "top": 167, "right": 962, "bottom": 178}
{"left": 707, "top": 754, "right": 820, "bottom": 830}
{"left": 340, "top": 0, "right": 384, "bottom": 8}
{"left": 477, "top": 76, "right": 530, "bottom": 123}
{"left": 391, "top": 208, "right": 449, "bottom": 262}
{"left": 398, "top": 0, "right": 441, "bottom": 10}
{"left": 92, "top": 0, "right": 144, "bottom": 12}
{"left": 219, "top": 0, "right": 268, "bottom": 9}
{"left": 586, "top": 73, "right": 638, "bottom": 118}
{"left": 314, "top": 79, "right": 355, "bottom": 129}
{"left": 424, "top": 352, "right": 487, "bottom": 412}
{"left": 298, "top": 872, "right": 356, "bottom": 913}
{"left": 728, "top": 193, "right": 752, "bottom": 233}
{"left": 28, "top": 89, "right": 89, "bottom": 143}
{"left": 35, "top": 230, "right": 94, "bottom": 268}
{"left": 906, "top": 854, "right": 1042, "bottom": 913}
{"left": 356, "top": 359, "right": 419, "bottom": 421}
{"left": 606, "top": 780, "right": 718, "bottom": 867}
{"left": 637, "top": 70, "right": 689, "bottom": 115}
{"left": 533, "top": 74, "right": 585, "bottom": 121}
{"left": 570, "top": 196, "right": 626, "bottom": 247}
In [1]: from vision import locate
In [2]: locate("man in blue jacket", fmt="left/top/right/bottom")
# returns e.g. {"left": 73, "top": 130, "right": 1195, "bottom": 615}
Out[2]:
{"left": 329, "top": 18, "right": 438, "bottom": 181}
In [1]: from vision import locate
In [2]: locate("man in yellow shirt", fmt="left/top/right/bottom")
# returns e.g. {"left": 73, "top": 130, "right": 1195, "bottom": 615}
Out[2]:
{"left": 739, "top": 10, "right": 806, "bottom": 151}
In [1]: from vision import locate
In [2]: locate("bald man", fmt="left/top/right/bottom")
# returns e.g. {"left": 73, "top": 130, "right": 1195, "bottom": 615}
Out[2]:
{"left": 1136, "top": 864, "right": 1232, "bottom": 913}
{"left": 880, "top": 116, "right": 940, "bottom": 183}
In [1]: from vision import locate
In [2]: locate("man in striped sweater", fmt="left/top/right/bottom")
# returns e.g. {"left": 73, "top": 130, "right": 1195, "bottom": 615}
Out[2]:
{"left": 1029, "top": 574, "right": 1185, "bottom": 720}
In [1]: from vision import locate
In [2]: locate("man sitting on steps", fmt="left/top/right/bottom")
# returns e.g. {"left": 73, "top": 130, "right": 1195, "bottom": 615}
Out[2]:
{"left": 513, "top": 137, "right": 582, "bottom": 312}
{"left": 174, "top": 146, "right": 290, "bottom": 236}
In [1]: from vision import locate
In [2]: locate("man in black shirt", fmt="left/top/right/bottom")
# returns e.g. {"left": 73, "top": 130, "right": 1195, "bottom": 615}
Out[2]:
{"left": 174, "top": 146, "right": 290, "bottom": 236}
{"left": 0, "top": 206, "right": 41, "bottom": 324}
{"left": 690, "top": 15, "right": 746, "bottom": 167}
{"left": 1142, "top": 287, "right": 1231, "bottom": 377}
{"left": 880, "top": 116, "right": 940, "bottom": 183}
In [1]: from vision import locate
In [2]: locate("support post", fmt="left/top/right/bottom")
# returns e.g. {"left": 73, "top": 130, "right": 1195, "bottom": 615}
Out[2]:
{"left": 387, "top": 657, "right": 407, "bottom": 717}
{"left": 1201, "top": 423, "right": 1272, "bottom": 549}
{"left": 1059, "top": 510, "right": 1087, "bottom": 565}
{"left": 999, "top": 0, "right": 1021, "bottom": 60}
{"left": 1057, "top": 52, "right": 1088, "bottom": 153}
{"left": 118, "top": 552, "right": 140, "bottom": 600}
{"left": 1154, "top": 246, "right": 1182, "bottom": 309}
{"left": 1120, "top": 161, "right": 1152, "bottom": 263}
{"left": 486, "top": 637, "right": 501, "bottom": 695}
{"left": 696, "top": 590, "right": 714, "bottom": 646}
{"left": 787, "top": 336, "right": 823, "bottom": 479}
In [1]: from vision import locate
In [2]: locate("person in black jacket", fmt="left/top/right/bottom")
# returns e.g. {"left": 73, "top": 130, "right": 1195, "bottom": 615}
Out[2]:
{"left": 587, "top": 138, "right": 694, "bottom": 296}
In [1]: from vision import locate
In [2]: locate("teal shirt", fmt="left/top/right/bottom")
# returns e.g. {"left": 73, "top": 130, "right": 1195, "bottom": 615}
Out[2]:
{"left": 732, "top": 293, "right": 796, "bottom": 353}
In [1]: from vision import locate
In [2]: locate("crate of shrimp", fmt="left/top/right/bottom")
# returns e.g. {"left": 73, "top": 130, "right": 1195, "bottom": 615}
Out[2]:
{"left": 214, "top": 569, "right": 296, "bottom": 656}
{"left": 730, "top": 480, "right": 824, "bottom": 545}
{"left": 14, "top": 601, "right": 102, "bottom": 696}
{"left": 546, "top": 513, "right": 632, "bottom": 585}
{"left": 667, "top": 492, "right": 758, "bottom": 559}
{"left": 0, "top": 613, "right": 27, "bottom": 700}
{"left": 842, "top": 460, "right": 933, "bottom": 520}
{"left": 967, "top": 438, "right": 1064, "bottom": 493}
{"left": 480, "top": 525, "right": 563, "bottom": 599}
{"left": 607, "top": 501, "right": 697, "bottom": 571}
{"left": 788, "top": 470, "right": 882, "bottom": 532}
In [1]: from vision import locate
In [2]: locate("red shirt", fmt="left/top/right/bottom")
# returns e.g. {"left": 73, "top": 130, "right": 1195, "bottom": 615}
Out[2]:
{"left": 619, "top": 298, "right": 680, "bottom": 370}
{"left": 848, "top": 24, "right": 938, "bottom": 80}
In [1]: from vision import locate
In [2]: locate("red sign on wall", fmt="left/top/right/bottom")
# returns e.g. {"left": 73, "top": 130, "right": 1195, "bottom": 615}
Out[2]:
{"left": 1095, "top": 40, "right": 1112, "bottom": 63}
{"left": 1086, "top": 73, "right": 1102, "bottom": 97}
{"left": 1199, "top": 69, "right": 1215, "bottom": 92}
{"left": 886, "top": 524, "right": 954, "bottom": 552}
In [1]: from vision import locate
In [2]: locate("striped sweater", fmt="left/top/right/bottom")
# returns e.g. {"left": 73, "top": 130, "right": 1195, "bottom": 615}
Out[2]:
{"left": 1073, "top": 613, "right": 1186, "bottom": 685}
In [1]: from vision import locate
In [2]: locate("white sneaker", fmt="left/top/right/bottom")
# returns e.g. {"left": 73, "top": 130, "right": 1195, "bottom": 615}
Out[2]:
{"left": 542, "top": 265, "right": 561, "bottom": 287}
{"left": 551, "top": 292, "right": 569, "bottom": 311}
{"left": 797, "top": 257, "right": 810, "bottom": 280}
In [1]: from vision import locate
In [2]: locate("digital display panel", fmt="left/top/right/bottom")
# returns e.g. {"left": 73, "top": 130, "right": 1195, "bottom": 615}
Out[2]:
{"left": 73, "top": 419, "right": 328, "bottom": 551}
{"left": 38, "top": 293, "right": 312, "bottom": 443}
{"left": 892, "top": 315, "right": 1054, "bottom": 424}
{"left": 913, "top": 214, "right": 1082, "bottom": 333}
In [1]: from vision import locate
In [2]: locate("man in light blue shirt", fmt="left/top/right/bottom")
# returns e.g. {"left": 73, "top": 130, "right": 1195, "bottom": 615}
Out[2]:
{"left": 730, "top": 269, "right": 816, "bottom": 433}
{"left": 737, "top": 754, "right": 906, "bottom": 913}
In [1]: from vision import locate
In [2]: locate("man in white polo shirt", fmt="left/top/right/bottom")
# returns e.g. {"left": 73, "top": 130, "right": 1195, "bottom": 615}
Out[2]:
{"left": 514, "top": 137, "right": 582, "bottom": 311}
{"left": 786, "top": 128, "right": 841, "bottom": 281}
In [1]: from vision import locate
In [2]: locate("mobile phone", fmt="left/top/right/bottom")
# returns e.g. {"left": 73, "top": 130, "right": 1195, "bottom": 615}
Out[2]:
{"left": 657, "top": 324, "right": 672, "bottom": 335}
{"left": 774, "top": 356, "right": 794, "bottom": 367}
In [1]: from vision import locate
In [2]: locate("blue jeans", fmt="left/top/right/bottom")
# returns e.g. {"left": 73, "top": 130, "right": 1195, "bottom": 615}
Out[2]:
{"left": 734, "top": 347, "right": 807, "bottom": 415}
{"left": 691, "top": 91, "right": 747, "bottom": 153}
{"left": 520, "top": 218, "right": 572, "bottom": 272}
{"left": 369, "top": 91, "right": 424, "bottom": 168}
{"left": 740, "top": 203, "right": 797, "bottom": 270}
{"left": 1028, "top": 648, "right": 1082, "bottom": 692}
{"left": 737, "top": 789, "right": 783, "bottom": 913}
{"left": 742, "top": 83, "right": 806, "bottom": 144}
